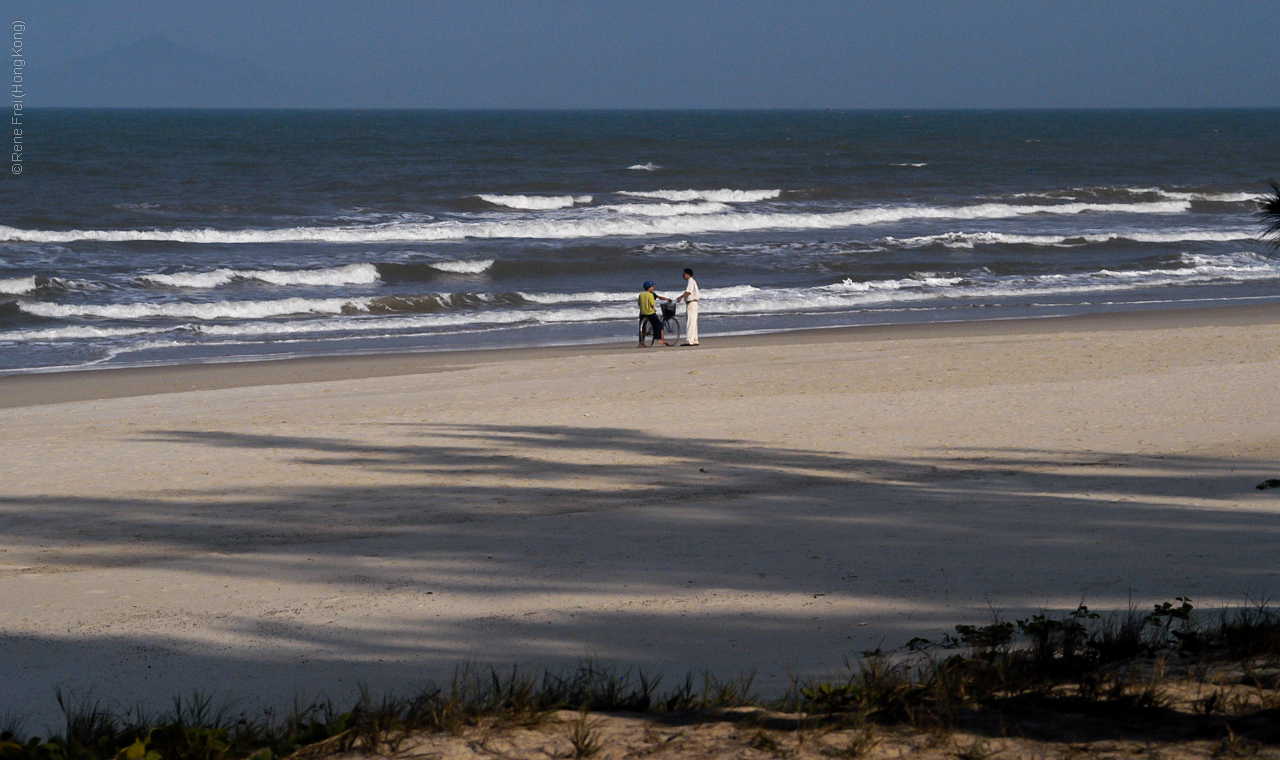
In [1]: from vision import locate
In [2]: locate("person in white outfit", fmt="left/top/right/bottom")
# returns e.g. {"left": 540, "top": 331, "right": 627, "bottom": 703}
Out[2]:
{"left": 675, "top": 268, "right": 700, "bottom": 346}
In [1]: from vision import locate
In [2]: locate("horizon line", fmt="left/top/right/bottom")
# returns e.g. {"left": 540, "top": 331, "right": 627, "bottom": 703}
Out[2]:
{"left": 24, "top": 105, "right": 1280, "bottom": 113}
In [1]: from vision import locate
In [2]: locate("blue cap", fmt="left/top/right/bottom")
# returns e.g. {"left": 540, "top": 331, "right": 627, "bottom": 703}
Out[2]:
{"left": 643, "top": 281, "right": 654, "bottom": 289}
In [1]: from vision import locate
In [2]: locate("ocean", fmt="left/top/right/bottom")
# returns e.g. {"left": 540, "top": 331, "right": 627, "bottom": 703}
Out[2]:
{"left": 2, "top": 109, "right": 1278, "bottom": 373}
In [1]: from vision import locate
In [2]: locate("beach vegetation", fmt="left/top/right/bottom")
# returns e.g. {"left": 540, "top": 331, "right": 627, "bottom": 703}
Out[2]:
{"left": 5, "top": 600, "right": 1280, "bottom": 758}
{"left": 1260, "top": 180, "right": 1280, "bottom": 252}
{"left": 565, "top": 709, "right": 602, "bottom": 758}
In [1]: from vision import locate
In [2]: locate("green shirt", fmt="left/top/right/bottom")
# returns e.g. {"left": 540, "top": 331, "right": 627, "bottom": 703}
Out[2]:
{"left": 638, "top": 290, "right": 657, "bottom": 316}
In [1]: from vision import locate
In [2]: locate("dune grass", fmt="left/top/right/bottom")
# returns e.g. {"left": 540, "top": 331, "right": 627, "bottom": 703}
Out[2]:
{"left": 4, "top": 598, "right": 1280, "bottom": 759}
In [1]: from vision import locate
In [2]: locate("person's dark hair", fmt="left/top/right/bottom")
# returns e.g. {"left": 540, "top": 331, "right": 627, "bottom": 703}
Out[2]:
{"left": 683, "top": 268, "right": 694, "bottom": 276}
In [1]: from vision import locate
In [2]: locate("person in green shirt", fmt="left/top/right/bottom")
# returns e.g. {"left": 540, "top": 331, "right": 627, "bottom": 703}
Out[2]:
{"left": 638, "top": 280, "right": 672, "bottom": 347}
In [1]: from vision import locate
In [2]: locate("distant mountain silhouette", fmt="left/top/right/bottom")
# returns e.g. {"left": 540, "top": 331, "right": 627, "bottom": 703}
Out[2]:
{"left": 39, "top": 34, "right": 326, "bottom": 107}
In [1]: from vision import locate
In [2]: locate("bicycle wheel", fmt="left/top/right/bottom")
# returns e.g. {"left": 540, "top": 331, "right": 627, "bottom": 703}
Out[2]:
{"left": 638, "top": 318, "right": 656, "bottom": 346}
{"left": 664, "top": 317, "right": 680, "bottom": 344}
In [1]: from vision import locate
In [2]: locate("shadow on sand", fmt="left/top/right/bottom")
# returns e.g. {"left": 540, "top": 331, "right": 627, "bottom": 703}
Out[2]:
{"left": 3, "top": 423, "right": 1279, "bottom": 738}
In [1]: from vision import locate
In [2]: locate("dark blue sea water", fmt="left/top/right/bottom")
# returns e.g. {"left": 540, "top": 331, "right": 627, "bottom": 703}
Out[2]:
{"left": 2, "top": 109, "right": 1278, "bottom": 373}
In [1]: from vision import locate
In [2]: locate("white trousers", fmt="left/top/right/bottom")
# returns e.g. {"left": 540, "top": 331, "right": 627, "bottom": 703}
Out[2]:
{"left": 685, "top": 300, "right": 699, "bottom": 344}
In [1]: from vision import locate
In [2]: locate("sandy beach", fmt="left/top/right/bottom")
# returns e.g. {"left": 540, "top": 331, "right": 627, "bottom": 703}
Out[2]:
{"left": 4, "top": 304, "right": 1280, "bottom": 729}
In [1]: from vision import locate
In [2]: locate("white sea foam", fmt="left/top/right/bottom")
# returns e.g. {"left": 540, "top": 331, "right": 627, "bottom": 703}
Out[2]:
{"left": 627, "top": 163, "right": 660, "bottom": 171}
{"left": 518, "top": 284, "right": 760, "bottom": 306}
{"left": 241, "top": 263, "right": 380, "bottom": 286}
{"left": 1009, "top": 187, "right": 1260, "bottom": 204}
{"left": 156, "top": 253, "right": 1280, "bottom": 337}
{"left": 191, "top": 304, "right": 637, "bottom": 339}
{"left": 143, "top": 263, "right": 381, "bottom": 288}
{"left": 0, "top": 325, "right": 178, "bottom": 342}
{"left": 1176, "top": 192, "right": 1259, "bottom": 203}
{"left": 887, "top": 229, "right": 1258, "bottom": 249}
{"left": 892, "top": 163, "right": 929, "bottom": 167}
{"left": 20, "top": 296, "right": 371, "bottom": 321}
{"left": 144, "top": 269, "right": 237, "bottom": 288}
{"left": 16, "top": 253, "right": 1275, "bottom": 352}
{"left": 0, "top": 275, "right": 37, "bottom": 295}
{"left": 701, "top": 253, "right": 1280, "bottom": 315}
{"left": 598, "top": 201, "right": 733, "bottom": 217}
{"left": 644, "top": 253, "right": 1280, "bottom": 317}
{"left": 477, "top": 194, "right": 593, "bottom": 210}
{"left": 836, "top": 274, "right": 965, "bottom": 292}
{"left": 517, "top": 290, "right": 631, "bottom": 305}
{"left": 0, "top": 200, "right": 1193, "bottom": 246}
{"left": 1123, "top": 187, "right": 1260, "bottom": 203}
{"left": 618, "top": 189, "right": 781, "bottom": 203}
{"left": 427, "top": 259, "right": 495, "bottom": 274}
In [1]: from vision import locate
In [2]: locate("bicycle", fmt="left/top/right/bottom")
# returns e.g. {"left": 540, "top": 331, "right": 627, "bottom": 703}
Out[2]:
{"left": 638, "top": 300, "right": 681, "bottom": 346}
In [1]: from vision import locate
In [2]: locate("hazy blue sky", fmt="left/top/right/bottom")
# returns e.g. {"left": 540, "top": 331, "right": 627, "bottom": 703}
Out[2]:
{"left": 11, "top": 0, "right": 1280, "bottom": 108}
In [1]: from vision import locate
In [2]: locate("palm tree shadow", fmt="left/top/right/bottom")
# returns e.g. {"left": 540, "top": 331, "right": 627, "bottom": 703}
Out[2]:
{"left": 1260, "top": 179, "right": 1280, "bottom": 255}
{"left": 5, "top": 422, "right": 1280, "bottom": 735}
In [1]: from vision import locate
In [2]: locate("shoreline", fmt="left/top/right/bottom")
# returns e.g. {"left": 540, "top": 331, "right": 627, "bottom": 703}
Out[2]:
{"left": 6, "top": 300, "right": 1280, "bottom": 409}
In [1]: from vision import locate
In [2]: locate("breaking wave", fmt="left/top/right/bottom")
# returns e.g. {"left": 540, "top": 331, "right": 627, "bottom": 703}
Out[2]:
{"left": 702, "top": 253, "right": 1280, "bottom": 314}
{"left": 136, "top": 261, "right": 491, "bottom": 290}
{"left": 0, "top": 200, "right": 1193, "bottom": 245}
{"left": 8, "top": 254, "right": 1278, "bottom": 349}
{"left": 887, "top": 229, "right": 1258, "bottom": 249}
{"left": 1, "top": 324, "right": 178, "bottom": 342}
{"left": 20, "top": 296, "right": 370, "bottom": 321}
{"left": 0, "top": 276, "right": 37, "bottom": 295}
{"left": 477, "top": 194, "right": 593, "bottom": 210}
{"left": 426, "top": 259, "right": 495, "bottom": 274}
{"left": 1130, "top": 187, "right": 1261, "bottom": 203}
{"left": 598, "top": 201, "right": 732, "bottom": 217}
{"left": 142, "top": 263, "right": 381, "bottom": 288}
{"left": 518, "top": 284, "right": 759, "bottom": 306}
{"left": 617, "top": 189, "right": 781, "bottom": 203}
{"left": 1004, "top": 186, "right": 1261, "bottom": 204}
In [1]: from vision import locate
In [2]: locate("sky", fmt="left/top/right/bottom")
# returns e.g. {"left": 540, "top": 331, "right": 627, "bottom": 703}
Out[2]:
{"left": 9, "top": 0, "right": 1280, "bottom": 109}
